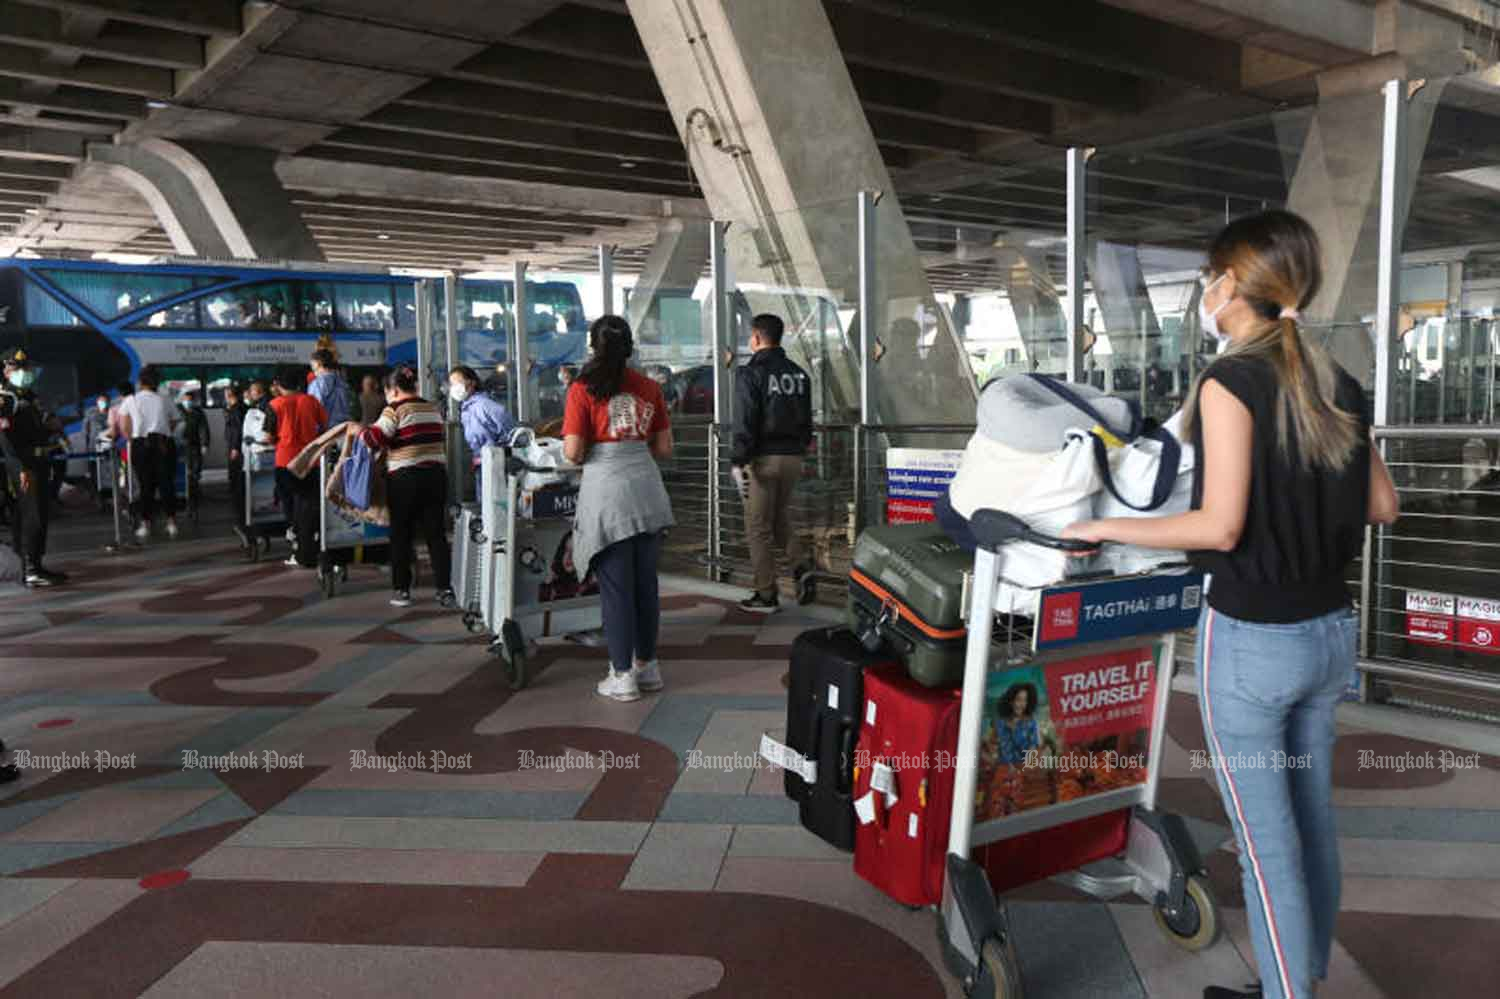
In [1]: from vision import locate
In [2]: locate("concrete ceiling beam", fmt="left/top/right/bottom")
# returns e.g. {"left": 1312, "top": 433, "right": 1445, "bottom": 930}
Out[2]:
{"left": 1094, "top": 0, "right": 1372, "bottom": 64}
{"left": 0, "top": 112, "right": 116, "bottom": 136}
{"left": 305, "top": 218, "right": 565, "bottom": 245}
{"left": 828, "top": 0, "right": 1243, "bottom": 94}
{"left": 10, "top": 0, "right": 241, "bottom": 38}
{"left": 451, "top": 44, "right": 664, "bottom": 108}
{"left": 298, "top": 209, "right": 598, "bottom": 241}
{"left": 276, "top": 156, "right": 707, "bottom": 221}
{"left": 359, "top": 105, "right": 686, "bottom": 166}
{"left": 0, "top": 7, "right": 204, "bottom": 70}
{"left": 310, "top": 232, "right": 540, "bottom": 254}
{"left": 316, "top": 127, "right": 692, "bottom": 186}
{"left": 0, "top": 41, "right": 171, "bottom": 96}
{"left": 825, "top": 4, "right": 1145, "bottom": 112}
{"left": 0, "top": 175, "right": 62, "bottom": 195}
{"left": 0, "top": 127, "right": 85, "bottom": 161}
{"left": 395, "top": 79, "right": 676, "bottom": 140}
{"left": 289, "top": 193, "right": 627, "bottom": 229}
{"left": 0, "top": 76, "right": 143, "bottom": 119}
{"left": 0, "top": 155, "right": 73, "bottom": 180}
{"left": 847, "top": 66, "right": 1053, "bottom": 135}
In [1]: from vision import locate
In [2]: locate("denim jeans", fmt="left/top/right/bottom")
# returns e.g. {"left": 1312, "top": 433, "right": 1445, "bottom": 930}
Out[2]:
{"left": 1196, "top": 605, "right": 1355, "bottom": 999}
{"left": 592, "top": 531, "right": 662, "bottom": 674}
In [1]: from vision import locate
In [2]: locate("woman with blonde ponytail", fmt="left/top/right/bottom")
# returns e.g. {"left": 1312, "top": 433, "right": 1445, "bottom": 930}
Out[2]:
{"left": 1065, "top": 211, "right": 1399, "bottom": 999}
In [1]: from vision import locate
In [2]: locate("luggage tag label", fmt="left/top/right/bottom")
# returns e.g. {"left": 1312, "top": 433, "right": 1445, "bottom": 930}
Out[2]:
{"left": 908, "top": 814, "right": 919, "bottom": 839}
{"left": 870, "top": 761, "right": 898, "bottom": 808}
{"left": 865, "top": 699, "right": 877, "bottom": 726}
{"left": 827, "top": 683, "right": 839, "bottom": 711}
{"left": 758, "top": 733, "right": 817, "bottom": 784}
{"left": 854, "top": 791, "right": 877, "bottom": 825}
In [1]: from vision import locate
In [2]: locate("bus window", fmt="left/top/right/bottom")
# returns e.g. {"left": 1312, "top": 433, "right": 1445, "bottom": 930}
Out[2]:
{"left": 333, "top": 282, "right": 394, "bottom": 331}
{"left": 129, "top": 299, "right": 200, "bottom": 328}
{"left": 38, "top": 268, "right": 198, "bottom": 320}
{"left": 25, "top": 282, "right": 82, "bottom": 327}
{"left": 201, "top": 282, "right": 298, "bottom": 330}
{"left": 395, "top": 283, "right": 417, "bottom": 330}
{"left": 301, "top": 282, "right": 334, "bottom": 331}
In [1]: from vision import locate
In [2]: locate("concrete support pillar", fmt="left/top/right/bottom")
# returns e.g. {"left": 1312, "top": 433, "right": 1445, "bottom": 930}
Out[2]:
{"left": 1088, "top": 240, "right": 1161, "bottom": 368}
{"left": 89, "top": 138, "right": 323, "bottom": 261}
{"left": 627, "top": 0, "right": 976, "bottom": 426}
{"left": 625, "top": 217, "right": 711, "bottom": 367}
{"left": 1004, "top": 249, "right": 1068, "bottom": 375}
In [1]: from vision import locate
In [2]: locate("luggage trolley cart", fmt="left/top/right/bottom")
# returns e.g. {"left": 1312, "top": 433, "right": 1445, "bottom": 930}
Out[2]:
{"left": 477, "top": 438, "right": 601, "bottom": 691}
{"left": 939, "top": 509, "right": 1219, "bottom": 999}
{"left": 316, "top": 449, "right": 389, "bottom": 598}
{"left": 242, "top": 443, "right": 280, "bottom": 561}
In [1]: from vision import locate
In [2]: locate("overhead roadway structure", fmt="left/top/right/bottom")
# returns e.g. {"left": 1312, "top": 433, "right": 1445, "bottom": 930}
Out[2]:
{"left": 0, "top": 0, "right": 1495, "bottom": 302}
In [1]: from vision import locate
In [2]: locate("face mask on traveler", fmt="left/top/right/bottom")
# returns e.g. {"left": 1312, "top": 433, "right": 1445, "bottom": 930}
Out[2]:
{"left": 1198, "top": 274, "right": 1232, "bottom": 351}
{"left": 182, "top": 399, "right": 195, "bottom": 410}
{"left": 97, "top": 400, "right": 108, "bottom": 412}
{"left": 7, "top": 368, "right": 35, "bottom": 389}
{"left": 449, "top": 381, "right": 469, "bottom": 403}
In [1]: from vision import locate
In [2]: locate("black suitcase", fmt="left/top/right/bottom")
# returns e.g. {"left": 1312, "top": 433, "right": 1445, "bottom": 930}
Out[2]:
{"left": 780, "top": 627, "right": 885, "bottom": 851}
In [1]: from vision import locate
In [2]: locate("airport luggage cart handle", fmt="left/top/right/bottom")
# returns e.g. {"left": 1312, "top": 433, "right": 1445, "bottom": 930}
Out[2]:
{"left": 502, "top": 455, "right": 583, "bottom": 479}
{"left": 968, "top": 508, "right": 1097, "bottom": 554}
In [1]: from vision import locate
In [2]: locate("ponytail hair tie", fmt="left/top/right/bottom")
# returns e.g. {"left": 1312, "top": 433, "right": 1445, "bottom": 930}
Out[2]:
{"left": 1279, "top": 307, "right": 1300, "bottom": 321}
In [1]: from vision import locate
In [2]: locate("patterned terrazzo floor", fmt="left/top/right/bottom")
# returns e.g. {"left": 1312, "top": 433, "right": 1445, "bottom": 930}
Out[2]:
{"left": 1, "top": 530, "right": 1497, "bottom": 998}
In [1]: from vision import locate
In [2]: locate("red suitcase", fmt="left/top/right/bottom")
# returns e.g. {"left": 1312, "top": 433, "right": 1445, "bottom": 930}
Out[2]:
{"left": 852, "top": 664, "right": 962, "bottom": 907}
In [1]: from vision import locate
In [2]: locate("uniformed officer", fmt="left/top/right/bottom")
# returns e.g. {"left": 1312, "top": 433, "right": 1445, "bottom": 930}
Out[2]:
{"left": 730, "top": 313, "right": 814, "bottom": 613}
{"left": 1, "top": 349, "right": 66, "bottom": 586}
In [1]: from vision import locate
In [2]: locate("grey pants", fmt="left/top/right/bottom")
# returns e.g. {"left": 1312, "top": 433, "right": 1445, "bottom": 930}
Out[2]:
{"left": 746, "top": 454, "right": 806, "bottom": 596}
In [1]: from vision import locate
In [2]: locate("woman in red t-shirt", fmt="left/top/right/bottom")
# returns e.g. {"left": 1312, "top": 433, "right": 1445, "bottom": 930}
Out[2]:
{"left": 562, "top": 316, "right": 675, "bottom": 702}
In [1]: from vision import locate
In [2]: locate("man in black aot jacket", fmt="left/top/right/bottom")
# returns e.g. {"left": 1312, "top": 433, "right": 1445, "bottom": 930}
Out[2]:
{"left": 1, "top": 349, "right": 66, "bottom": 587}
{"left": 731, "top": 314, "right": 814, "bottom": 613}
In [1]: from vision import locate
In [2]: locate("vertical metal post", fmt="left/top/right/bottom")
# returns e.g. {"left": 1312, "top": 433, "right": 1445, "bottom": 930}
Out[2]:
{"left": 857, "top": 189, "right": 877, "bottom": 425}
{"left": 414, "top": 280, "right": 435, "bottom": 400}
{"left": 1374, "top": 78, "right": 1408, "bottom": 428}
{"left": 708, "top": 220, "right": 730, "bottom": 580}
{"left": 598, "top": 244, "right": 615, "bottom": 317}
{"left": 1065, "top": 147, "right": 1088, "bottom": 383}
{"left": 512, "top": 261, "right": 531, "bottom": 423}
{"left": 710, "top": 221, "right": 732, "bottom": 427}
{"left": 106, "top": 444, "right": 123, "bottom": 551}
{"left": 1369, "top": 79, "right": 1410, "bottom": 664}
{"left": 443, "top": 271, "right": 462, "bottom": 501}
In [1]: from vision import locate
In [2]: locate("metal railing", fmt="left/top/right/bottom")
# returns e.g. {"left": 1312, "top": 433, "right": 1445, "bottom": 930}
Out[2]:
{"left": 660, "top": 415, "right": 1500, "bottom": 702}
{"left": 1359, "top": 425, "right": 1500, "bottom": 700}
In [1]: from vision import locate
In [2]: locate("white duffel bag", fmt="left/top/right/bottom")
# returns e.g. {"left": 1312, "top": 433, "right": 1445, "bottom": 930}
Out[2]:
{"left": 1094, "top": 410, "right": 1195, "bottom": 575}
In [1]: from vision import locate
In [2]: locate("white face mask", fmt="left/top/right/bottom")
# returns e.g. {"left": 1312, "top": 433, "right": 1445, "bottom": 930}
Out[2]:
{"left": 449, "top": 382, "right": 469, "bottom": 403}
{"left": 1198, "top": 274, "right": 1232, "bottom": 350}
{"left": 97, "top": 400, "right": 108, "bottom": 412}
{"left": 7, "top": 368, "right": 35, "bottom": 390}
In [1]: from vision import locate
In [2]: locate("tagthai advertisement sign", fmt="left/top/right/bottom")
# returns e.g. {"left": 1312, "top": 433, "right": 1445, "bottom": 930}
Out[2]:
{"left": 974, "top": 644, "right": 1158, "bottom": 822}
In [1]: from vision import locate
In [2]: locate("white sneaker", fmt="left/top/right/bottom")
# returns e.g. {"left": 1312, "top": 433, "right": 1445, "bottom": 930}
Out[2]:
{"left": 596, "top": 667, "right": 640, "bottom": 702}
{"left": 389, "top": 590, "right": 412, "bottom": 608}
{"left": 285, "top": 527, "right": 296, "bottom": 542}
{"left": 134, "top": 522, "right": 149, "bottom": 541}
{"left": 165, "top": 518, "right": 179, "bottom": 538}
{"left": 633, "top": 660, "right": 663, "bottom": 692}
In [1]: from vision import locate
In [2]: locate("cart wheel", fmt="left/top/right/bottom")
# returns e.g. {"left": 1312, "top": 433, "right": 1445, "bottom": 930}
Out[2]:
{"left": 1153, "top": 874, "right": 1219, "bottom": 951}
{"left": 337, "top": 564, "right": 348, "bottom": 583}
{"left": 462, "top": 611, "right": 483, "bottom": 634}
{"left": 501, "top": 619, "right": 527, "bottom": 690}
{"left": 506, "top": 648, "right": 527, "bottom": 691}
{"left": 320, "top": 568, "right": 336, "bottom": 599}
{"left": 979, "top": 936, "right": 1023, "bottom": 999}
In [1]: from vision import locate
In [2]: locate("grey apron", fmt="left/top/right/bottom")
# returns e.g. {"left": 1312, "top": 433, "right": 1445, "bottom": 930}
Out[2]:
{"left": 572, "top": 440, "right": 674, "bottom": 574}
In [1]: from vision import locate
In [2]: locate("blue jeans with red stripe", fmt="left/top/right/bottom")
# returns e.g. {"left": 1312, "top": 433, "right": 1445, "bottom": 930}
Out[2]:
{"left": 1196, "top": 604, "right": 1355, "bottom": 999}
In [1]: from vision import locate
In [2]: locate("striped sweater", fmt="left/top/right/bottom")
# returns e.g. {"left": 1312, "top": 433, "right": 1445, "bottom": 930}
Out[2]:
{"left": 362, "top": 397, "right": 445, "bottom": 473}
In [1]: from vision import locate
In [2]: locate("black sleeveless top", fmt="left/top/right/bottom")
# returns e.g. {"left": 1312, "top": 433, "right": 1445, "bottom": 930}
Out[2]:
{"left": 1188, "top": 355, "right": 1372, "bottom": 623}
